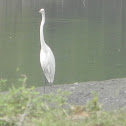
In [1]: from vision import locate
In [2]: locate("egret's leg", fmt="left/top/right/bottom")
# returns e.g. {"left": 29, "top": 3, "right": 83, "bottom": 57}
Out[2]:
{"left": 49, "top": 84, "right": 52, "bottom": 92}
{"left": 44, "top": 77, "right": 47, "bottom": 94}
{"left": 44, "top": 84, "right": 45, "bottom": 94}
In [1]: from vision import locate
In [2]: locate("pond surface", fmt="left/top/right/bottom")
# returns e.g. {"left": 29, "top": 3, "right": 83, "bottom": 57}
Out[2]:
{"left": 0, "top": 0, "right": 126, "bottom": 88}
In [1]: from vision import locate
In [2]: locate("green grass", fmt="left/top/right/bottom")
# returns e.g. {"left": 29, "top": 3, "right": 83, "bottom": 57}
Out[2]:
{"left": 0, "top": 75, "right": 126, "bottom": 126}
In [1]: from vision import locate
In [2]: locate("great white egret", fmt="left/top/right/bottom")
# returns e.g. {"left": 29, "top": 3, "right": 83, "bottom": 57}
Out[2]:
{"left": 39, "top": 8, "right": 55, "bottom": 92}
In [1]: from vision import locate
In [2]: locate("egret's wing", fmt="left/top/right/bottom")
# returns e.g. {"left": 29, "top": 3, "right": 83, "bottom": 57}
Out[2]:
{"left": 42, "top": 49, "right": 55, "bottom": 84}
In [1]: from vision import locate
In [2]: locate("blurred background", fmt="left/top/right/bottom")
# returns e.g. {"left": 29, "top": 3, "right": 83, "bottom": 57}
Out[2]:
{"left": 0, "top": 0, "right": 126, "bottom": 88}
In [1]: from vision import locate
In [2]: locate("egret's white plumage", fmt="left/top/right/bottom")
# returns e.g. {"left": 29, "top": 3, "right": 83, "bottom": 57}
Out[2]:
{"left": 39, "top": 8, "right": 55, "bottom": 84}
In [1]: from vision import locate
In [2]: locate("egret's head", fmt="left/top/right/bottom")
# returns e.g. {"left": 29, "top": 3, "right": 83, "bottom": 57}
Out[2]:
{"left": 39, "top": 8, "right": 45, "bottom": 14}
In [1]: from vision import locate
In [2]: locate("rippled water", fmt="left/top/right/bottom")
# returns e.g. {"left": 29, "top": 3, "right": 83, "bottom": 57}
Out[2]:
{"left": 0, "top": 0, "right": 126, "bottom": 88}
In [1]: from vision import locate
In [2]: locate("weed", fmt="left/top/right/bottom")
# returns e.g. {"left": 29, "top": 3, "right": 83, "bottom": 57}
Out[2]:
{"left": 0, "top": 76, "right": 126, "bottom": 126}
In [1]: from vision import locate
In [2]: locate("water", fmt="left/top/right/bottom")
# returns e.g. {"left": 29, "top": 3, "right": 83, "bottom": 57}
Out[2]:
{"left": 0, "top": 0, "right": 126, "bottom": 88}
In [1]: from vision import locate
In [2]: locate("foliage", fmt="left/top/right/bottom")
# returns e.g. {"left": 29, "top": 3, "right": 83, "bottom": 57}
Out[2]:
{"left": 0, "top": 76, "right": 126, "bottom": 126}
{"left": 85, "top": 92, "right": 102, "bottom": 112}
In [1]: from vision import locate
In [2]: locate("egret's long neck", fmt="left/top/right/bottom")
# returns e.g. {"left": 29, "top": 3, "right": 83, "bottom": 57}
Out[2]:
{"left": 40, "top": 12, "right": 46, "bottom": 47}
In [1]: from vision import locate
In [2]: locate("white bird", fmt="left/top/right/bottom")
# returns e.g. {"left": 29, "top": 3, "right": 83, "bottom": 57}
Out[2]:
{"left": 39, "top": 8, "right": 55, "bottom": 90}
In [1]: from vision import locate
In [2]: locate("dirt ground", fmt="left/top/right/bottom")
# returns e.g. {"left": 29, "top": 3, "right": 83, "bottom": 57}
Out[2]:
{"left": 36, "top": 78, "right": 126, "bottom": 111}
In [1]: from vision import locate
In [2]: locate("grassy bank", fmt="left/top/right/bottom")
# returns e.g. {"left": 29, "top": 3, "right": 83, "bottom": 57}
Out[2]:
{"left": 0, "top": 76, "right": 126, "bottom": 126}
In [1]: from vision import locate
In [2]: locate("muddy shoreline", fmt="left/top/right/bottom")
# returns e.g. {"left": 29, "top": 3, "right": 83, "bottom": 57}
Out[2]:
{"left": 36, "top": 78, "right": 126, "bottom": 111}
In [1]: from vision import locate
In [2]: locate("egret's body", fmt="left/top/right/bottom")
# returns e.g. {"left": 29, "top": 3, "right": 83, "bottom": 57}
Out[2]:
{"left": 39, "top": 8, "right": 55, "bottom": 85}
